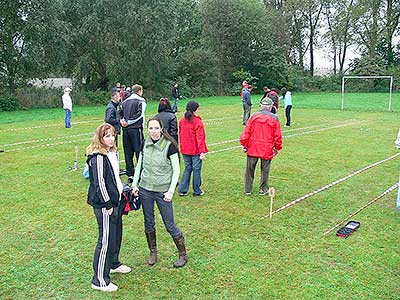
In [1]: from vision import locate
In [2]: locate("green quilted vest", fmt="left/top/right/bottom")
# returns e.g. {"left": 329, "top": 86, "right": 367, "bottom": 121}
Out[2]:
{"left": 139, "top": 136, "right": 173, "bottom": 192}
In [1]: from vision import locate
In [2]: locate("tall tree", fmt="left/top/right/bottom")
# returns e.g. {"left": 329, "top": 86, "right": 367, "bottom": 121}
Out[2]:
{"left": 384, "top": 0, "right": 400, "bottom": 66}
{"left": 323, "top": 0, "right": 355, "bottom": 74}
{"left": 0, "top": 0, "right": 63, "bottom": 88}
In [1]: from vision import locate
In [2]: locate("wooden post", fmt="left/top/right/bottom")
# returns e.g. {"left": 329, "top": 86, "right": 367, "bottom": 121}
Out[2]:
{"left": 269, "top": 187, "right": 275, "bottom": 219}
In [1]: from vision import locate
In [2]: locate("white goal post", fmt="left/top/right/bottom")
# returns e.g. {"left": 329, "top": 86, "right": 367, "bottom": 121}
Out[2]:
{"left": 341, "top": 76, "right": 393, "bottom": 111}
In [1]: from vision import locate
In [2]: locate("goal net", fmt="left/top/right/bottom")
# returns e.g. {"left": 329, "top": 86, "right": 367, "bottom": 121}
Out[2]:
{"left": 341, "top": 76, "right": 394, "bottom": 111}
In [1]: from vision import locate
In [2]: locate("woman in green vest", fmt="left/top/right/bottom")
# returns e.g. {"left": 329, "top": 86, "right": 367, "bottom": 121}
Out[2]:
{"left": 132, "top": 117, "right": 187, "bottom": 268}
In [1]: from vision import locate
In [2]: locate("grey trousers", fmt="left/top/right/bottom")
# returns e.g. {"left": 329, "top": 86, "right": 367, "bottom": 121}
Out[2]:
{"left": 245, "top": 156, "right": 271, "bottom": 193}
{"left": 242, "top": 103, "right": 251, "bottom": 125}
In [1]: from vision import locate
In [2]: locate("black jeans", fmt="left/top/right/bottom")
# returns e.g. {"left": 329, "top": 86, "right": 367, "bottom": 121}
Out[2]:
{"left": 285, "top": 105, "right": 292, "bottom": 126}
{"left": 122, "top": 127, "right": 144, "bottom": 176}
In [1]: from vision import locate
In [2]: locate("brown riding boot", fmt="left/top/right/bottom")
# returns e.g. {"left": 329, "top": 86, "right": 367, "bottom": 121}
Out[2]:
{"left": 173, "top": 234, "right": 188, "bottom": 268}
{"left": 145, "top": 230, "right": 157, "bottom": 266}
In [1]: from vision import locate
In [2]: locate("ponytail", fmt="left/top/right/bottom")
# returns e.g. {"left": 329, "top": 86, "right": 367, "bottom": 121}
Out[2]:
{"left": 185, "top": 101, "right": 199, "bottom": 121}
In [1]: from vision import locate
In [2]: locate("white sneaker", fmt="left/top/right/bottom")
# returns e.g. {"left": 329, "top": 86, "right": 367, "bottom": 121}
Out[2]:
{"left": 91, "top": 282, "right": 118, "bottom": 292}
{"left": 110, "top": 264, "right": 131, "bottom": 274}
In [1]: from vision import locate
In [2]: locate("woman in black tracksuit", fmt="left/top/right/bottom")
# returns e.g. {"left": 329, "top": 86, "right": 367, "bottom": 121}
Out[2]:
{"left": 86, "top": 123, "right": 131, "bottom": 292}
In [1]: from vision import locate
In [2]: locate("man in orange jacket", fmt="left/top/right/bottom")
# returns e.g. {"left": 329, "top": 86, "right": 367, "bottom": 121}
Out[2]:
{"left": 240, "top": 97, "right": 282, "bottom": 195}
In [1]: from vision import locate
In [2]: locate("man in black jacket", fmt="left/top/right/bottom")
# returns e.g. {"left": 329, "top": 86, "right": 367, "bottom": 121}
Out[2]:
{"left": 171, "top": 83, "right": 181, "bottom": 112}
{"left": 105, "top": 89, "right": 121, "bottom": 147}
{"left": 119, "top": 84, "right": 146, "bottom": 181}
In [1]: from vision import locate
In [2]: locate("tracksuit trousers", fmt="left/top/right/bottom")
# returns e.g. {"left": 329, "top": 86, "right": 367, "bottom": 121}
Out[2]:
{"left": 122, "top": 127, "right": 144, "bottom": 176}
{"left": 91, "top": 203, "right": 123, "bottom": 287}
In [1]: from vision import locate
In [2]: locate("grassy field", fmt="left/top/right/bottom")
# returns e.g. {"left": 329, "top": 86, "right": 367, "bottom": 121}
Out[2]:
{"left": 0, "top": 93, "right": 399, "bottom": 300}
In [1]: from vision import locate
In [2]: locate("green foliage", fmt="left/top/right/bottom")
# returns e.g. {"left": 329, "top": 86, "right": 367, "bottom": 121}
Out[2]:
{"left": 0, "top": 96, "right": 20, "bottom": 111}
{"left": 177, "top": 48, "right": 219, "bottom": 97}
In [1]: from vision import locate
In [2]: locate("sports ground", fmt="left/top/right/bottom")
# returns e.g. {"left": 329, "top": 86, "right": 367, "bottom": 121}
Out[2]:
{"left": 0, "top": 92, "right": 399, "bottom": 299}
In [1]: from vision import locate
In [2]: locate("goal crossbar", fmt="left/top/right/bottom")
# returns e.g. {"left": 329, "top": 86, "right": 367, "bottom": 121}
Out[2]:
{"left": 341, "top": 76, "right": 393, "bottom": 111}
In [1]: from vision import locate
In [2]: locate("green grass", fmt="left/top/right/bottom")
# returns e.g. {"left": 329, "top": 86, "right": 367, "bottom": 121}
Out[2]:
{"left": 1, "top": 93, "right": 399, "bottom": 299}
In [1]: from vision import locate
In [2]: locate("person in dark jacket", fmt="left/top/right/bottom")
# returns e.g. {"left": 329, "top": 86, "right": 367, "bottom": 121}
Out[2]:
{"left": 87, "top": 123, "right": 131, "bottom": 293}
{"left": 119, "top": 84, "right": 146, "bottom": 181}
{"left": 105, "top": 90, "right": 121, "bottom": 147}
{"left": 171, "top": 83, "right": 181, "bottom": 112}
{"left": 155, "top": 98, "right": 178, "bottom": 143}
{"left": 242, "top": 85, "right": 252, "bottom": 125}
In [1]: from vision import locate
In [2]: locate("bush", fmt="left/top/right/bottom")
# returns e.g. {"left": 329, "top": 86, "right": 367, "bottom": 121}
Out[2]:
{"left": 0, "top": 96, "right": 21, "bottom": 111}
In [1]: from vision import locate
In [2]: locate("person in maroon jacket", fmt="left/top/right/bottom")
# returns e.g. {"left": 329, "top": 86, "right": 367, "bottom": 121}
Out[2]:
{"left": 240, "top": 97, "right": 282, "bottom": 195}
{"left": 178, "top": 101, "right": 208, "bottom": 196}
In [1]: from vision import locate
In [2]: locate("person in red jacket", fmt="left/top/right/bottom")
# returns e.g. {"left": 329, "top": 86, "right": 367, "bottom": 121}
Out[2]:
{"left": 178, "top": 101, "right": 208, "bottom": 196}
{"left": 240, "top": 97, "right": 282, "bottom": 195}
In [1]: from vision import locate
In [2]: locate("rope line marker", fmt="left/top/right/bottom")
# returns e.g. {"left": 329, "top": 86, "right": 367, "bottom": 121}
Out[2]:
{"left": 267, "top": 152, "right": 400, "bottom": 218}
{"left": 208, "top": 121, "right": 362, "bottom": 155}
{"left": 323, "top": 183, "right": 399, "bottom": 235}
{"left": 3, "top": 120, "right": 362, "bottom": 153}
{"left": 0, "top": 119, "right": 102, "bottom": 133}
{"left": 0, "top": 132, "right": 93, "bottom": 147}
{"left": 4, "top": 137, "right": 91, "bottom": 152}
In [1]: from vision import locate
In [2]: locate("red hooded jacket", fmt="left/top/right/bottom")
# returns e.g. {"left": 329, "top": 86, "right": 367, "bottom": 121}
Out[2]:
{"left": 179, "top": 115, "right": 208, "bottom": 155}
{"left": 240, "top": 110, "right": 282, "bottom": 160}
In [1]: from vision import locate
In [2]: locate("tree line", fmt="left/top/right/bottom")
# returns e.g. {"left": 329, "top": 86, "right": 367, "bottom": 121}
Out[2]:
{"left": 1, "top": 0, "right": 399, "bottom": 98}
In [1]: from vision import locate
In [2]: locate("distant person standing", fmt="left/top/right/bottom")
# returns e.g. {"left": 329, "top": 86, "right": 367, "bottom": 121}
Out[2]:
{"left": 268, "top": 88, "right": 280, "bottom": 114}
{"left": 155, "top": 98, "right": 178, "bottom": 143}
{"left": 105, "top": 89, "right": 121, "bottom": 147}
{"left": 261, "top": 87, "right": 280, "bottom": 114}
{"left": 281, "top": 87, "right": 292, "bottom": 127}
{"left": 178, "top": 101, "right": 208, "bottom": 196}
{"left": 62, "top": 87, "right": 73, "bottom": 128}
{"left": 242, "top": 85, "right": 252, "bottom": 125}
{"left": 119, "top": 84, "right": 147, "bottom": 182}
{"left": 240, "top": 97, "right": 282, "bottom": 195}
{"left": 171, "top": 83, "right": 181, "bottom": 112}
{"left": 240, "top": 80, "right": 249, "bottom": 99}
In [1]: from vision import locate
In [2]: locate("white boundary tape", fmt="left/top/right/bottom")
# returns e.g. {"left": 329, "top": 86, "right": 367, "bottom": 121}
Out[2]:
{"left": 5, "top": 137, "right": 92, "bottom": 152}
{"left": 0, "top": 115, "right": 243, "bottom": 134}
{"left": 268, "top": 152, "right": 400, "bottom": 217}
{"left": 323, "top": 182, "right": 399, "bottom": 235}
{"left": 208, "top": 121, "right": 362, "bottom": 154}
{"left": 0, "top": 119, "right": 102, "bottom": 133}
{"left": 3, "top": 120, "right": 361, "bottom": 153}
{"left": 1, "top": 132, "right": 93, "bottom": 147}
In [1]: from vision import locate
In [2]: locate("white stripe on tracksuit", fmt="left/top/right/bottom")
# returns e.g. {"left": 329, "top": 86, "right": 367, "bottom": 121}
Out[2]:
{"left": 98, "top": 208, "right": 110, "bottom": 287}
{"left": 97, "top": 156, "right": 110, "bottom": 202}
{"left": 96, "top": 155, "right": 111, "bottom": 287}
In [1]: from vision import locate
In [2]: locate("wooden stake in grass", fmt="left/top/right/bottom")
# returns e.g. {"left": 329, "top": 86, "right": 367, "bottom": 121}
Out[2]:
{"left": 269, "top": 187, "right": 275, "bottom": 219}
{"left": 73, "top": 145, "right": 79, "bottom": 171}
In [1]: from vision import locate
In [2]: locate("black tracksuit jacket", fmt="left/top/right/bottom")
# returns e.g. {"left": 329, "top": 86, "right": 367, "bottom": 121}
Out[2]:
{"left": 87, "top": 152, "right": 119, "bottom": 209}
